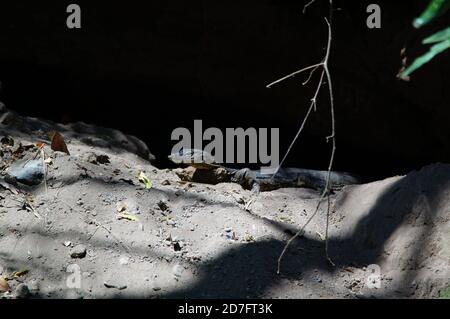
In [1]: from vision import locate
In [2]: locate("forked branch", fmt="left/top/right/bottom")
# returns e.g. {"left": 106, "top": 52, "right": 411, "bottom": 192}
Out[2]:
{"left": 266, "top": 0, "right": 336, "bottom": 274}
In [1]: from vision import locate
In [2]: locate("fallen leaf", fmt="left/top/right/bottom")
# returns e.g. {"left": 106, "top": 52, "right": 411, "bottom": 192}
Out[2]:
{"left": 244, "top": 198, "right": 255, "bottom": 211}
{"left": 13, "top": 269, "right": 29, "bottom": 278}
{"left": 49, "top": 131, "right": 70, "bottom": 155}
{"left": 343, "top": 267, "right": 354, "bottom": 273}
{"left": 316, "top": 231, "right": 326, "bottom": 241}
{"left": 22, "top": 201, "right": 41, "bottom": 219}
{"left": 245, "top": 235, "right": 255, "bottom": 242}
{"left": 116, "top": 202, "right": 127, "bottom": 213}
{"left": 0, "top": 276, "right": 10, "bottom": 292}
{"left": 138, "top": 171, "right": 152, "bottom": 189}
{"left": 36, "top": 142, "right": 45, "bottom": 149}
{"left": 117, "top": 213, "right": 139, "bottom": 222}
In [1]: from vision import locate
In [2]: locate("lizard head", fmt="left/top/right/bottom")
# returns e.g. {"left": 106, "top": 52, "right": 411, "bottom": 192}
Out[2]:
{"left": 168, "top": 148, "right": 217, "bottom": 167}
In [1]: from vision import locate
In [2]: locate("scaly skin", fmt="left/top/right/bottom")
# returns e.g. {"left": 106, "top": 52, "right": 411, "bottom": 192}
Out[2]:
{"left": 169, "top": 149, "right": 360, "bottom": 192}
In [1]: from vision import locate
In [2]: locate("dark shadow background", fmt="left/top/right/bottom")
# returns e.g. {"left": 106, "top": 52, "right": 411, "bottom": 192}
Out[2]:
{"left": 0, "top": 0, "right": 449, "bottom": 180}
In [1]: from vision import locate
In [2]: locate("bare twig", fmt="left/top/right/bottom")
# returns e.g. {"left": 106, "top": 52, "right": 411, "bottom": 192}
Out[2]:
{"left": 266, "top": 63, "right": 323, "bottom": 89}
{"left": 273, "top": 70, "right": 325, "bottom": 176}
{"left": 9, "top": 196, "right": 41, "bottom": 219}
{"left": 41, "top": 148, "right": 48, "bottom": 196}
{"left": 322, "top": 12, "right": 336, "bottom": 266}
{"left": 268, "top": 0, "right": 336, "bottom": 274}
{"left": 302, "top": 64, "right": 321, "bottom": 86}
{"left": 303, "top": 0, "right": 318, "bottom": 14}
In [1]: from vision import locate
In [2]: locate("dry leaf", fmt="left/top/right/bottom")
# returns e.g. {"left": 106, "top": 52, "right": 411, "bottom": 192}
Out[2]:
{"left": 0, "top": 276, "right": 10, "bottom": 292}
{"left": 13, "top": 269, "right": 29, "bottom": 278}
{"left": 49, "top": 131, "right": 70, "bottom": 155}
{"left": 117, "top": 213, "right": 139, "bottom": 222}
{"left": 116, "top": 202, "right": 127, "bottom": 213}
{"left": 245, "top": 235, "right": 255, "bottom": 242}
{"left": 316, "top": 231, "right": 326, "bottom": 241}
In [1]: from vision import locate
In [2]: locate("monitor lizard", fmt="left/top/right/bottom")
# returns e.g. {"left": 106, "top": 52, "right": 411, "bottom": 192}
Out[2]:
{"left": 169, "top": 149, "right": 360, "bottom": 192}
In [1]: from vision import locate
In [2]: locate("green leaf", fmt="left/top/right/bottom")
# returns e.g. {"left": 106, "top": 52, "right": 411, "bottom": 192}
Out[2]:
{"left": 423, "top": 26, "right": 450, "bottom": 44}
{"left": 138, "top": 171, "right": 153, "bottom": 189}
{"left": 400, "top": 39, "right": 450, "bottom": 79}
{"left": 413, "top": 0, "right": 450, "bottom": 29}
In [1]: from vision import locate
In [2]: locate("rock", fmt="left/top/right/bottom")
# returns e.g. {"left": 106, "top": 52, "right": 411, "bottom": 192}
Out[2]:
{"left": 167, "top": 219, "right": 176, "bottom": 226}
{"left": 0, "top": 276, "right": 10, "bottom": 292}
{"left": 70, "top": 244, "right": 87, "bottom": 259}
{"left": 104, "top": 282, "right": 127, "bottom": 290}
{"left": 313, "top": 275, "right": 323, "bottom": 284}
{"left": 6, "top": 159, "right": 44, "bottom": 186}
{"left": 157, "top": 200, "right": 169, "bottom": 211}
{"left": 173, "top": 242, "right": 182, "bottom": 251}
{"left": 14, "top": 283, "right": 30, "bottom": 299}
{"left": 82, "top": 152, "right": 110, "bottom": 165}
{"left": 186, "top": 252, "right": 201, "bottom": 261}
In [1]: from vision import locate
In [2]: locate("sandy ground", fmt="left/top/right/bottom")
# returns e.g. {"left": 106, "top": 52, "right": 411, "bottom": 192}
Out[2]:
{"left": 1, "top": 107, "right": 450, "bottom": 299}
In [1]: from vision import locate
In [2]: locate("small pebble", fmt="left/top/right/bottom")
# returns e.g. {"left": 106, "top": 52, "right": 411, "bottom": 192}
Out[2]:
{"left": 70, "top": 244, "right": 87, "bottom": 259}
{"left": 119, "top": 256, "right": 129, "bottom": 265}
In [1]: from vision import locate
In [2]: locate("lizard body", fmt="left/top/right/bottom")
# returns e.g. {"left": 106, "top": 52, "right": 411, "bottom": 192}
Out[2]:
{"left": 169, "top": 149, "right": 360, "bottom": 192}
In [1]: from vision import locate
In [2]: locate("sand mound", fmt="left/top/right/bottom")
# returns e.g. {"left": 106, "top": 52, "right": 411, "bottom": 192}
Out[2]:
{"left": 1, "top": 107, "right": 449, "bottom": 298}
